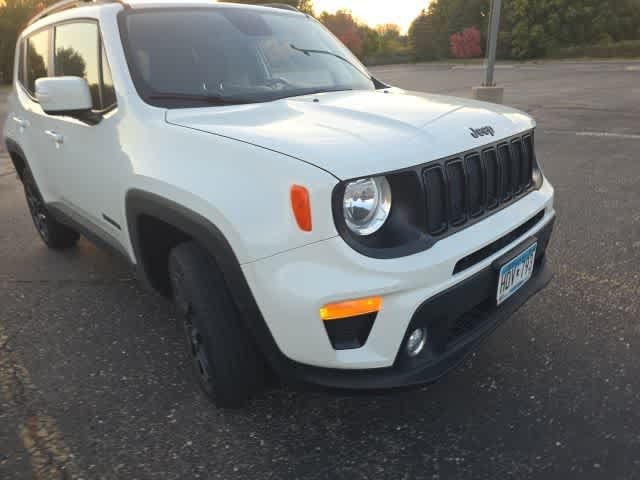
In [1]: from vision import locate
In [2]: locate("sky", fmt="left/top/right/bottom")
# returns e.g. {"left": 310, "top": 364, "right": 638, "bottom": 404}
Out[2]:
{"left": 313, "top": 0, "right": 430, "bottom": 33}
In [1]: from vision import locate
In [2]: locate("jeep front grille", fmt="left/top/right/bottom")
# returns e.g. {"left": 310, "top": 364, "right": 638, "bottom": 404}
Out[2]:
{"left": 422, "top": 133, "right": 536, "bottom": 237}
{"left": 332, "top": 131, "right": 541, "bottom": 260}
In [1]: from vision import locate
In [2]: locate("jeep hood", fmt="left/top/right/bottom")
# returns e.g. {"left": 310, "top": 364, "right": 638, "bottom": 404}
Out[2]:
{"left": 166, "top": 89, "right": 535, "bottom": 180}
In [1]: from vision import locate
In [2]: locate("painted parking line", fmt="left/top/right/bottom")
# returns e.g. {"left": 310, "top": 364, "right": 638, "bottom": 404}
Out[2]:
{"left": 543, "top": 130, "right": 640, "bottom": 140}
{"left": 451, "top": 64, "right": 514, "bottom": 70}
{"left": 575, "top": 131, "right": 640, "bottom": 140}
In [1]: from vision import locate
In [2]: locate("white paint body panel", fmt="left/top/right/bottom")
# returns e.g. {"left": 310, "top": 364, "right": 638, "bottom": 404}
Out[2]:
{"left": 167, "top": 89, "right": 536, "bottom": 180}
{"left": 2, "top": 2, "right": 555, "bottom": 370}
{"left": 243, "top": 182, "right": 555, "bottom": 369}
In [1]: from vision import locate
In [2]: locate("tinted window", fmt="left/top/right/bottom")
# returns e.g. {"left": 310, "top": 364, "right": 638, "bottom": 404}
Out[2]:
{"left": 54, "top": 22, "right": 101, "bottom": 109}
{"left": 26, "top": 29, "right": 50, "bottom": 94}
{"left": 101, "top": 46, "right": 116, "bottom": 109}
{"left": 121, "top": 8, "right": 375, "bottom": 107}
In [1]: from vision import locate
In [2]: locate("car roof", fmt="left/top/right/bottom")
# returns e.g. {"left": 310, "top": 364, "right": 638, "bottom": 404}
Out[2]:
{"left": 127, "top": 0, "right": 297, "bottom": 8}
{"left": 26, "top": 0, "right": 303, "bottom": 31}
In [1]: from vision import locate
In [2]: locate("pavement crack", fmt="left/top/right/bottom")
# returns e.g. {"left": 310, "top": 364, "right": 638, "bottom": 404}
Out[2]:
{"left": 21, "top": 416, "right": 77, "bottom": 480}
{"left": 0, "top": 323, "right": 84, "bottom": 480}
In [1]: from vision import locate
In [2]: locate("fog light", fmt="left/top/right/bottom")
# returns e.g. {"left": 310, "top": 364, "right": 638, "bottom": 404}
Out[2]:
{"left": 406, "top": 328, "right": 427, "bottom": 357}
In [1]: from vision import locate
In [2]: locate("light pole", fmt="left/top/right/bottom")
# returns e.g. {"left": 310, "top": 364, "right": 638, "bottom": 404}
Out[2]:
{"left": 472, "top": 0, "right": 504, "bottom": 103}
{"left": 484, "top": 0, "right": 502, "bottom": 87}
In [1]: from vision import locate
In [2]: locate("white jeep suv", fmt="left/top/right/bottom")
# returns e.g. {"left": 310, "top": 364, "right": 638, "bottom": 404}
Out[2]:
{"left": 3, "top": 0, "right": 555, "bottom": 407}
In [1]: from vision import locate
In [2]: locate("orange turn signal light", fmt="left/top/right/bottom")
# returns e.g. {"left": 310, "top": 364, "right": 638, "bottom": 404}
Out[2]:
{"left": 320, "top": 296, "right": 383, "bottom": 321}
{"left": 290, "top": 185, "right": 312, "bottom": 232}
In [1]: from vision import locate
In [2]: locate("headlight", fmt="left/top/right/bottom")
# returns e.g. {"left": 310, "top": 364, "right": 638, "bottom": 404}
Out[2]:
{"left": 343, "top": 177, "right": 392, "bottom": 236}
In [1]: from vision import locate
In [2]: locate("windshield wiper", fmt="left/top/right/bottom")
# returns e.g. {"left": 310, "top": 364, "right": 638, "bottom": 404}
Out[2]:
{"left": 146, "top": 92, "right": 253, "bottom": 105}
{"left": 288, "top": 86, "right": 354, "bottom": 97}
{"left": 290, "top": 44, "right": 373, "bottom": 82}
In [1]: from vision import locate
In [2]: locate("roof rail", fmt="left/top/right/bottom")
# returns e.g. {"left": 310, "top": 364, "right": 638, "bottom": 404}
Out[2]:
{"left": 27, "top": 0, "right": 124, "bottom": 26}
{"left": 262, "top": 3, "right": 299, "bottom": 12}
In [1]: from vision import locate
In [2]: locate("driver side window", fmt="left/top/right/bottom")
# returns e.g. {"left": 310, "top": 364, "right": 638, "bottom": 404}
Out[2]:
{"left": 54, "top": 21, "right": 117, "bottom": 111}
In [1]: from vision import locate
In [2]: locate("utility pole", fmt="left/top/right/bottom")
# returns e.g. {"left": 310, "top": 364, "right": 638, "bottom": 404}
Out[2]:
{"left": 472, "top": 0, "right": 504, "bottom": 103}
{"left": 484, "top": 0, "right": 502, "bottom": 87}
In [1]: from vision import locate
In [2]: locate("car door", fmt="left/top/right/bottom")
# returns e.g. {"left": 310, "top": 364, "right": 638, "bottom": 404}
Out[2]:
{"left": 15, "top": 27, "right": 61, "bottom": 203}
{"left": 44, "top": 20, "right": 124, "bottom": 244}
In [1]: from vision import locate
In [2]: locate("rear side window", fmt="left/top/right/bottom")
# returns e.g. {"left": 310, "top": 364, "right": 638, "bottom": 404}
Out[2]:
{"left": 54, "top": 21, "right": 117, "bottom": 111}
{"left": 25, "top": 29, "right": 51, "bottom": 94}
{"left": 16, "top": 40, "right": 24, "bottom": 84}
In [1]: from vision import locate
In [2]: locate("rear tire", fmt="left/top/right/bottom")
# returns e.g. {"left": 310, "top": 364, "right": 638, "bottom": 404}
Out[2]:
{"left": 168, "top": 241, "right": 265, "bottom": 408}
{"left": 22, "top": 166, "right": 79, "bottom": 249}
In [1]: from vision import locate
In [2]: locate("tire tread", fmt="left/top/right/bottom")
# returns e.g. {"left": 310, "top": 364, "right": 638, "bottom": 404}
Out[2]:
{"left": 169, "top": 241, "right": 265, "bottom": 408}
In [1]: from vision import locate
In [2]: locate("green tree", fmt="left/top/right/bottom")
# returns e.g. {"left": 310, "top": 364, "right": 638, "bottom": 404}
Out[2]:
{"left": 409, "top": 10, "right": 445, "bottom": 60}
{"left": 408, "top": 0, "right": 640, "bottom": 60}
{"left": 508, "top": 0, "right": 612, "bottom": 58}
{"left": 377, "top": 23, "right": 401, "bottom": 41}
{"left": 319, "top": 10, "right": 364, "bottom": 57}
{"left": 0, "top": 0, "right": 58, "bottom": 83}
{"left": 358, "top": 24, "right": 381, "bottom": 59}
{"left": 297, "top": 0, "right": 314, "bottom": 15}
{"left": 411, "top": 0, "right": 490, "bottom": 59}
{"left": 54, "top": 47, "right": 86, "bottom": 77}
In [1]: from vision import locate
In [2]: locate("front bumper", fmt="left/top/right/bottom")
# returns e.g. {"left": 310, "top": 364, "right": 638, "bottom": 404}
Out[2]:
{"left": 277, "top": 237, "right": 552, "bottom": 390}
{"left": 241, "top": 181, "right": 555, "bottom": 388}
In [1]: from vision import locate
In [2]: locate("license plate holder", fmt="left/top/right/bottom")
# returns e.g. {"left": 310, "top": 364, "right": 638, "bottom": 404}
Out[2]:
{"left": 496, "top": 241, "right": 538, "bottom": 306}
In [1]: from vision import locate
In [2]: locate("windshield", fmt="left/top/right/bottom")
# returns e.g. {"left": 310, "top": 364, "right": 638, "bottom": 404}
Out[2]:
{"left": 119, "top": 7, "right": 376, "bottom": 107}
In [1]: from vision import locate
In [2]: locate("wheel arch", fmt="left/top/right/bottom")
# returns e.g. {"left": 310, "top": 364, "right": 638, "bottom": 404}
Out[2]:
{"left": 5, "top": 138, "right": 27, "bottom": 181}
{"left": 126, "top": 189, "right": 238, "bottom": 294}
{"left": 125, "top": 189, "right": 282, "bottom": 364}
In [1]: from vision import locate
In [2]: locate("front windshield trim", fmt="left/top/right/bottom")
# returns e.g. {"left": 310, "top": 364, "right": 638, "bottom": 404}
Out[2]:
{"left": 143, "top": 86, "right": 356, "bottom": 108}
{"left": 117, "top": 6, "right": 376, "bottom": 109}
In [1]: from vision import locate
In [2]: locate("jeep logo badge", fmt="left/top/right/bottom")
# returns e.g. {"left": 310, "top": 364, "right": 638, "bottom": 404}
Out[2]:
{"left": 469, "top": 126, "right": 495, "bottom": 138}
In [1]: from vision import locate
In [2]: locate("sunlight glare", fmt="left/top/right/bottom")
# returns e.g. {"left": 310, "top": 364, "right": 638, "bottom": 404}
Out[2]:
{"left": 313, "top": 0, "right": 429, "bottom": 33}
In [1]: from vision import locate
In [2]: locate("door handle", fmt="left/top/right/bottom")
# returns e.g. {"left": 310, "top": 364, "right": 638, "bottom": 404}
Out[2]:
{"left": 13, "top": 116, "right": 30, "bottom": 128}
{"left": 44, "top": 130, "right": 64, "bottom": 147}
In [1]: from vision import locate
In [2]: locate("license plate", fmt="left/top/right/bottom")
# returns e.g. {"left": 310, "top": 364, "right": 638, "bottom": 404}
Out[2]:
{"left": 496, "top": 243, "right": 537, "bottom": 305}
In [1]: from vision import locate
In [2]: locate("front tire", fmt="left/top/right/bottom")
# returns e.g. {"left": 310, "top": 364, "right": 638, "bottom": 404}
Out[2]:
{"left": 168, "top": 241, "right": 265, "bottom": 408}
{"left": 22, "top": 166, "right": 79, "bottom": 249}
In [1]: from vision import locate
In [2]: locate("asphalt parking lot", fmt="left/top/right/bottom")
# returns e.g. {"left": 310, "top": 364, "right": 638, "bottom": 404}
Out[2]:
{"left": 1, "top": 60, "right": 639, "bottom": 479}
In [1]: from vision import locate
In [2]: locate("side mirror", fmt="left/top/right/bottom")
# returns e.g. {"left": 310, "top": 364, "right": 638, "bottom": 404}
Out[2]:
{"left": 35, "top": 76, "right": 92, "bottom": 115}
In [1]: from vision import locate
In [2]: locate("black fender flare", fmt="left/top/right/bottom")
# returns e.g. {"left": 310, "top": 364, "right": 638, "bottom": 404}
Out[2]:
{"left": 5, "top": 138, "right": 27, "bottom": 180}
{"left": 124, "top": 189, "right": 288, "bottom": 370}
